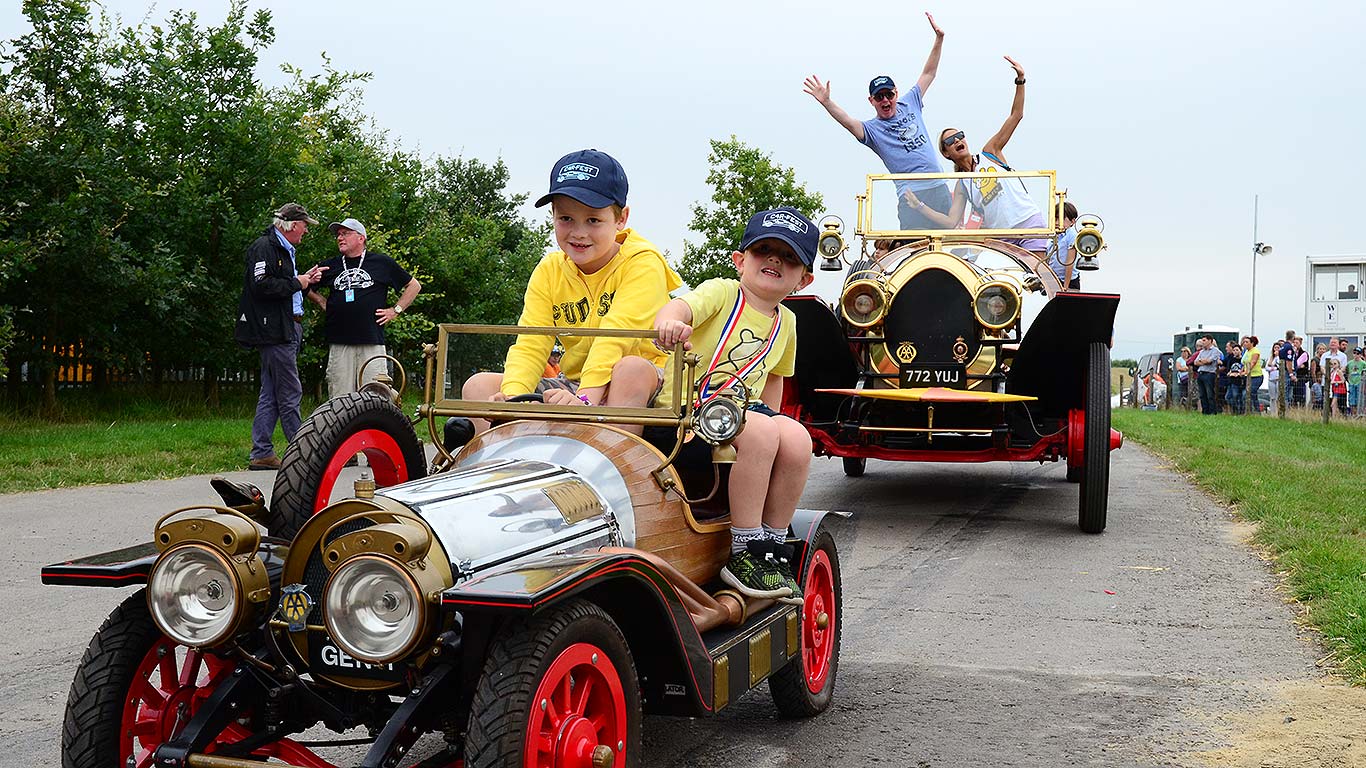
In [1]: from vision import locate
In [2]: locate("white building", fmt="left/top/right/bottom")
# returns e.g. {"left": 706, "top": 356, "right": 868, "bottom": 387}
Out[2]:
{"left": 1305, "top": 254, "right": 1365, "bottom": 351}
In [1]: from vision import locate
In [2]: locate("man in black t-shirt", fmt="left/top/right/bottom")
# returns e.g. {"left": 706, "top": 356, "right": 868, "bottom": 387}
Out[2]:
{"left": 310, "top": 218, "right": 421, "bottom": 397}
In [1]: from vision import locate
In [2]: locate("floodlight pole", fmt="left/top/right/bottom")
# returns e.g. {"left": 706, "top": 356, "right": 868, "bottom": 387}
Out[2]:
{"left": 1249, "top": 197, "right": 1273, "bottom": 339}
{"left": 1251, "top": 195, "right": 1258, "bottom": 339}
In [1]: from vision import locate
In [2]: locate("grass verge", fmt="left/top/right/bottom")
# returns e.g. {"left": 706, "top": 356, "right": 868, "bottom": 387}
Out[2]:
{"left": 1113, "top": 408, "right": 1366, "bottom": 685}
{"left": 0, "top": 388, "right": 426, "bottom": 492}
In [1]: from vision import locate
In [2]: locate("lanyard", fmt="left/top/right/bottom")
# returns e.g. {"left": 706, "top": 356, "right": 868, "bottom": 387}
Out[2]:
{"left": 340, "top": 250, "right": 366, "bottom": 284}
{"left": 696, "top": 288, "right": 781, "bottom": 405}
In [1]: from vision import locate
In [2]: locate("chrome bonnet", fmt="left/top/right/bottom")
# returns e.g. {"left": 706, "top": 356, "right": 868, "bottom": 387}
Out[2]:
{"left": 378, "top": 449, "right": 630, "bottom": 577}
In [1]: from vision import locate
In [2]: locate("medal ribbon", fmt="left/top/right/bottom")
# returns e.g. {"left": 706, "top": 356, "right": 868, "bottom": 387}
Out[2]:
{"left": 696, "top": 288, "right": 781, "bottom": 406}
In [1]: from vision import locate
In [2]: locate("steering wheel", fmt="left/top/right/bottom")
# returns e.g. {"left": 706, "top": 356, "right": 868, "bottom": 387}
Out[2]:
{"left": 506, "top": 393, "right": 544, "bottom": 403}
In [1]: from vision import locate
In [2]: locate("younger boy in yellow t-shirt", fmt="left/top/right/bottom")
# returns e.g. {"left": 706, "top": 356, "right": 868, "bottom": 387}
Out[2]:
{"left": 461, "top": 150, "right": 681, "bottom": 434}
{"left": 652, "top": 208, "right": 817, "bottom": 604}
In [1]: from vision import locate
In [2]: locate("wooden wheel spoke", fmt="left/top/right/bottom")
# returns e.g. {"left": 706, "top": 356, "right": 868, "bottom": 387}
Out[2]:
{"left": 558, "top": 672, "right": 577, "bottom": 716}
{"left": 156, "top": 651, "right": 178, "bottom": 690}
{"left": 574, "top": 673, "right": 596, "bottom": 717}
{"left": 179, "top": 648, "right": 202, "bottom": 688}
{"left": 543, "top": 696, "right": 562, "bottom": 728}
{"left": 133, "top": 675, "right": 168, "bottom": 708}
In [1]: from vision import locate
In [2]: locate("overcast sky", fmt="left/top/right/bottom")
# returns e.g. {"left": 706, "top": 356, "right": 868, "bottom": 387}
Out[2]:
{"left": 4, "top": 0, "right": 1362, "bottom": 358}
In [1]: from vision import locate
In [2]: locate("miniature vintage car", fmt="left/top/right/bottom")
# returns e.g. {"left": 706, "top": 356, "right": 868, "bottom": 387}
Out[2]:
{"left": 779, "top": 171, "right": 1121, "bottom": 533}
{"left": 42, "top": 325, "right": 844, "bottom": 768}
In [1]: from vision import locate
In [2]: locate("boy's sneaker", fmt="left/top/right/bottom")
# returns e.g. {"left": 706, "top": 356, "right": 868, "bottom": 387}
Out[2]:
{"left": 722, "top": 545, "right": 791, "bottom": 600}
{"left": 773, "top": 558, "right": 804, "bottom": 606}
{"left": 765, "top": 541, "right": 804, "bottom": 606}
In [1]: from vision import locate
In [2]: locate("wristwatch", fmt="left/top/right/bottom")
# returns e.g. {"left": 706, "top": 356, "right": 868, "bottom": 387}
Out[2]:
{"left": 1014, "top": 78, "right": 1026, "bottom": 85}
{"left": 393, "top": 304, "right": 404, "bottom": 314}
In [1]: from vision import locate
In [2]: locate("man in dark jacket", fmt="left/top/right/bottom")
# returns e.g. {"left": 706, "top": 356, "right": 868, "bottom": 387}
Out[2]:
{"left": 235, "top": 203, "right": 327, "bottom": 470}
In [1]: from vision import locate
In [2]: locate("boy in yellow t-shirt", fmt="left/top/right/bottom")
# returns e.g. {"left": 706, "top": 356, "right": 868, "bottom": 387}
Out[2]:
{"left": 652, "top": 208, "right": 818, "bottom": 604}
{"left": 461, "top": 150, "right": 681, "bottom": 435}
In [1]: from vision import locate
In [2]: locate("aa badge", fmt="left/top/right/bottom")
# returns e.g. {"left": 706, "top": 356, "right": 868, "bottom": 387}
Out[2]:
{"left": 278, "top": 583, "right": 313, "bottom": 632}
{"left": 895, "top": 341, "right": 918, "bottom": 363}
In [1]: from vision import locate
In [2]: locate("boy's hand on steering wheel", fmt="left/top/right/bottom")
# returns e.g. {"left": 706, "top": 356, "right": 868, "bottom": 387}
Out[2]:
{"left": 542, "top": 388, "right": 585, "bottom": 406}
{"left": 654, "top": 318, "right": 693, "bottom": 351}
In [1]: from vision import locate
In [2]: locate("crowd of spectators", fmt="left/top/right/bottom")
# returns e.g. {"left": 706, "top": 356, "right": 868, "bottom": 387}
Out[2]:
{"left": 1172, "top": 330, "right": 1365, "bottom": 417}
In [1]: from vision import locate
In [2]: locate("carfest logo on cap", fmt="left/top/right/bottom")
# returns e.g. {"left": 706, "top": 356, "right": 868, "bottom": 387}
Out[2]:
{"left": 762, "top": 210, "right": 809, "bottom": 234}
{"left": 556, "top": 163, "right": 599, "bottom": 183}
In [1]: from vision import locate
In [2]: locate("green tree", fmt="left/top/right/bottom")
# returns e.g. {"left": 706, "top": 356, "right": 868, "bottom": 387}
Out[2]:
{"left": 0, "top": 1, "right": 545, "bottom": 412}
{"left": 679, "top": 136, "right": 824, "bottom": 287}
{"left": 103, "top": 1, "right": 294, "bottom": 401}
{"left": 0, "top": 0, "right": 137, "bottom": 409}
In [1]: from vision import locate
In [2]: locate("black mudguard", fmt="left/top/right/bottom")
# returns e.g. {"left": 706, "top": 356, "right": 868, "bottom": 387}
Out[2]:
{"left": 1007, "top": 292, "right": 1121, "bottom": 418}
{"left": 782, "top": 295, "right": 860, "bottom": 423}
{"left": 441, "top": 551, "right": 717, "bottom": 717}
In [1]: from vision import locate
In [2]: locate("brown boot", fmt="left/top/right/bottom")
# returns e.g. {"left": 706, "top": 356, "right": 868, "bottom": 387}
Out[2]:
{"left": 248, "top": 455, "right": 282, "bottom": 471}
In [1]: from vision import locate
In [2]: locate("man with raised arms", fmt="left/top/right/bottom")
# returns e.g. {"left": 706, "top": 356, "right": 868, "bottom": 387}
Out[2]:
{"left": 803, "top": 12, "right": 954, "bottom": 229}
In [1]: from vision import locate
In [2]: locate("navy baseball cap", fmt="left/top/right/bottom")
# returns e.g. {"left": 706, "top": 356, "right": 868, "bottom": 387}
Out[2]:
{"left": 534, "top": 149, "right": 628, "bottom": 209}
{"left": 738, "top": 207, "right": 818, "bottom": 268}
{"left": 868, "top": 75, "right": 896, "bottom": 95}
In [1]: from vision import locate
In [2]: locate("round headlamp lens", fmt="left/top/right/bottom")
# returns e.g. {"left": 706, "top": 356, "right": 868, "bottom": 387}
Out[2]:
{"left": 841, "top": 280, "right": 887, "bottom": 327}
{"left": 1077, "top": 232, "right": 1102, "bottom": 255}
{"left": 819, "top": 234, "right": 842, "bottom": 257}
{"left": 974, "top": 283, "right": 1020, "bottom": 329}
{"left": 694, "top": 397, "right": 743, "bottom": 444}
{"left": 148, "top": 546, "right": 238, "bottom": 647}
{"left": 325, "top": 556, "right": 421, "bottom": 663}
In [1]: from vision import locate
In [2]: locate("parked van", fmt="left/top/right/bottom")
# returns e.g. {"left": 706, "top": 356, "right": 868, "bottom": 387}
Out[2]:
{"left": 1129, "top": 351, "right": 1172, "bottom": 407}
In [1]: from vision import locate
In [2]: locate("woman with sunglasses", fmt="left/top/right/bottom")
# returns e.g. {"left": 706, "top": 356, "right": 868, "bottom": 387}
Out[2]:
{"left": 903, "top": 57, "right": 1050, "bottom": 253}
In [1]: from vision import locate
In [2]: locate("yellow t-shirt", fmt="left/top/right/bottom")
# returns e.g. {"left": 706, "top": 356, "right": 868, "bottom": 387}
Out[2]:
{"left": 501, "top": 229, "right": 682, "bottom": 395}
{"left": 658, "top": 279, "right": 797, "bottom": 410}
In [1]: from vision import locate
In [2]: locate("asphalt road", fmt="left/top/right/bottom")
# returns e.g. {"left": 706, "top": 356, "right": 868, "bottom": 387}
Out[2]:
{"left": 1, "top": 443, "right": 1353, "bottom": 767}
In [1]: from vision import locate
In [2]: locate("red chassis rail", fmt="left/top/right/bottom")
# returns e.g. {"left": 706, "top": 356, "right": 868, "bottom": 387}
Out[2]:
{"left": 801, "top": 419, "right": 1123, "bottom": 465}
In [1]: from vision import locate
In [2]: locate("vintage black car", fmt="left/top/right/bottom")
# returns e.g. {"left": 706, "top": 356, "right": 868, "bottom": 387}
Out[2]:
{"left": 43, "top": 326, "right": 844, "bottom": 768}
{"left": 779, "top": 171, "right": 1121, "bottom": 533}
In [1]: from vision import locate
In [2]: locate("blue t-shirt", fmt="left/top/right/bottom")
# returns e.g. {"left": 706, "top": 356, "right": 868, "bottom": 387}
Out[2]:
{"left": 1048, "top": 227, "right": 1076, "bottom": 281}
{"left": 860, "top": 85, "right": 943, "bottom": 195}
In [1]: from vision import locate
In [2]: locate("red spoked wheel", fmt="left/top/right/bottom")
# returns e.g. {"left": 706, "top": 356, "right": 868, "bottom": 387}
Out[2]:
{"left": 466, "top": 600, "right": 641, "bottom": 768}
{"left": 269, "top": 391, "right": 427, "bottom": 538}
{"left": 122, "top": 638, "right": 335, "bottom": 768}
{"left": 63, "top": 590, "right": 337, "bottom": 768}
{"left": 524, "top": 643, "right": 629, "bottom": 768}
{"left": 800, "top": 549, "right": 837, "bottom": 694}
{"left": 770, "top": 530, "right": 842, "bottom": 717}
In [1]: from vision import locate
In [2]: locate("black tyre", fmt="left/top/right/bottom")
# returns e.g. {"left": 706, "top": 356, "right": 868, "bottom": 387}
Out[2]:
{"left": 1065, "top": 465, "right": 1082, "bottom": 483}
{"left": 61, "top": 591, "right": 295, "bottom": 768}
{"left": 842, "top": 457, "right": 866, "bottom": 477}
{"left": 466, "top": 600, "right": 641, "bottom": 768}
{"left": 770, "top": 530, "right": 842, "bottom": 717}
{"left": 268, "top": 391, "right": 426, "bottom": 538}
{"left": 1079, "top": 342, "right": 1111, "bottom": 534}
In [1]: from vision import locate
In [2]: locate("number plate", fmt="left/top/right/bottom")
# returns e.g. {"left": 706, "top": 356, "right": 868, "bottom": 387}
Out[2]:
{"left": 309, "top": 634, "right": 405, "bottom": 681}
{"left": 899, "top": 363, "right": 967, "bottom": 389}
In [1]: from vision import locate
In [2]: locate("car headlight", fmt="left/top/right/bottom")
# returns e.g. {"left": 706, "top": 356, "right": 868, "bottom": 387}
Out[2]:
{"left": 841, "top": 279, "right": 888, "bottom": 328}
{"left": 818, "top": 232, "right": 844, "bottom": 259}
{"left": 1076, "top": 230, "right": 1103, "bottom": 256}
{"left": 148, "top": 545, "right": 242, "bottom": 647}
{"left": 973, "top": 281, "right": 1021, "bottom": 329}
{"left": 693, "top": 396, "right": 744, "bottom": 444}
{"left": 325, "top": 555, "right": 424, "bottom": 664}
{"left": 1074, "top": 213, "right": 1105, "bottom": 267}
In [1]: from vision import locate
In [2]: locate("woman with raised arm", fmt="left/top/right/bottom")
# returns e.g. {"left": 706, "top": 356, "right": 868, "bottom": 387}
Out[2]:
{"left": 905, "top": 57, "right": 1049, "bottom": 252}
